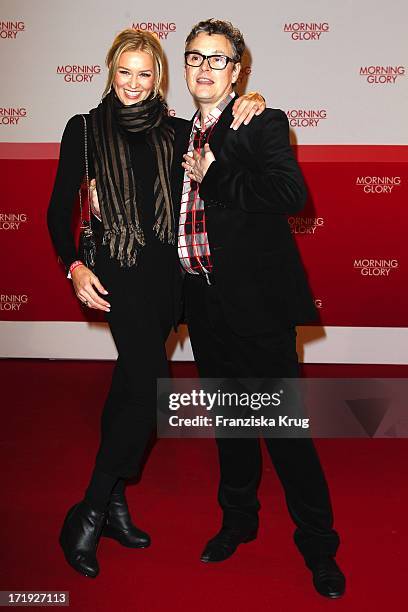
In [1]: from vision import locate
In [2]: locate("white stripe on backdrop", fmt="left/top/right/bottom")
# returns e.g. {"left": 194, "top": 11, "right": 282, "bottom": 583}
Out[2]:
{"left": 1, "top": 323, "right": 407, "bottom": 364}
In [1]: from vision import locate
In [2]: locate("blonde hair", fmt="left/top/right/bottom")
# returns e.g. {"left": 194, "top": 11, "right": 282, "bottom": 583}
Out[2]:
{"left": 103, "top": 28, "right": 166, "bottom": 98}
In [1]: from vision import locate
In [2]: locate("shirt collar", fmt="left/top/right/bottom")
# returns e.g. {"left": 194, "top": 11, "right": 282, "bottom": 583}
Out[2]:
{"left": 193, "top": 90, "right": 236, "bottom": 133}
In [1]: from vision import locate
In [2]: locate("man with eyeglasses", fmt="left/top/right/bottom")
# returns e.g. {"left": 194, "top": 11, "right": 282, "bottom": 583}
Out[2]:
{"left": 176, "top": 19, "right": 345, "bottom": 599}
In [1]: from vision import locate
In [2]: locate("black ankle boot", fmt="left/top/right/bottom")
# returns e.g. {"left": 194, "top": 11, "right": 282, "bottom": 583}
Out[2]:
{"left": 59, "top": 500, "right": 106, "bottom": 578}
{"left": 102, "top": 492, "right": 150, "bottom": 548}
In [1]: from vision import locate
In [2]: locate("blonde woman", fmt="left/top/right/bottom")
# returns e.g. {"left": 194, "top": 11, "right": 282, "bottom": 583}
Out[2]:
{"left": 47, "top": 28, "right": 265, "bottom": 578}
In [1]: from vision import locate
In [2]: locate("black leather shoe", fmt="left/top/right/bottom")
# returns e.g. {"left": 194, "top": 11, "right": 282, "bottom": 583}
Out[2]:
{"left": 311, "top": 557, "right": 346, "bottom": 598}
{"left": 200, "top": 526, "right": 258, "bottom": 562}
{"left": 59, "top": 501, "right": 106, "bottom": 578}
{"left": 102, "top": 492, "right": 150, "bottom": 549}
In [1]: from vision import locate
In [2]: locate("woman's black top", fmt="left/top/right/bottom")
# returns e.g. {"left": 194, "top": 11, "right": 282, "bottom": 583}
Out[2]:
{"left": 47, "top": 113, "right": 177, "bottom": 271}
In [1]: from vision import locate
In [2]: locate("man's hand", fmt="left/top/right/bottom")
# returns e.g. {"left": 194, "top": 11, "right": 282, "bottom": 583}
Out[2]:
{"left": 231, "top": 91, "right": 266, "bottom": 130}
{"left": 72, "top": 265, "right": 110, "bottom": 312}
{"left": 182, "top": 144, "right": 216, "bottom": 183}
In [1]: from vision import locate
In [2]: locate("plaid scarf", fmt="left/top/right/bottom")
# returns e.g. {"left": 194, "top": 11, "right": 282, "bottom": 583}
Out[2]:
{"left": 90, "top": 90, "right": 175, "bottom": 267}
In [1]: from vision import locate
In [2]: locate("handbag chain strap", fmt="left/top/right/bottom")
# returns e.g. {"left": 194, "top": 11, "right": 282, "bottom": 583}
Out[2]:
{"left": 78, "top": 114, "right": 91, "bottom": 229}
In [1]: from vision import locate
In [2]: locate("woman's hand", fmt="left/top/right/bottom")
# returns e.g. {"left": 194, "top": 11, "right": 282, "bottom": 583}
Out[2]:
{"left": 182, "top": 144, "right": 216, "bottom": 184}
{"left": 231, "top": 91, "right": 266, "bottom": 130}
{"left": 72, "top": 265, "right": 110, "bottom": 312}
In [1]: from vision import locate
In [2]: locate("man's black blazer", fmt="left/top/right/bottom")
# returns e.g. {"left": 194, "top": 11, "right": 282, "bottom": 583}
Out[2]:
{"left": 172, "top": 100, "right": 318, "bottom": 336}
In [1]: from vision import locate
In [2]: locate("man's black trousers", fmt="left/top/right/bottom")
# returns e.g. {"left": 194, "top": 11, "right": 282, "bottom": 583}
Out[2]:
{"left": 184, "top": 273, "right": 340, "bottom": 565}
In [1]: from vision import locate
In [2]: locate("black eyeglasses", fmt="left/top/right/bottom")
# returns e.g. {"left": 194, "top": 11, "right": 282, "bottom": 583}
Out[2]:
{"left": 184, "top": 52, "right": 236, "bottom": 70}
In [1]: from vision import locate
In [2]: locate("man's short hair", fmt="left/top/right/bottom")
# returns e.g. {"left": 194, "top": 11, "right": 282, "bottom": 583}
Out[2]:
{"left": 185, "top": 18, "right": 245, "bottom": 63}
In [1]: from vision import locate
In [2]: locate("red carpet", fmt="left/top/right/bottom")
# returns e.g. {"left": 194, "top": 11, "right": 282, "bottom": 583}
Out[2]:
{"left": 1, "top": 360, "right": 407, "bottom": 611}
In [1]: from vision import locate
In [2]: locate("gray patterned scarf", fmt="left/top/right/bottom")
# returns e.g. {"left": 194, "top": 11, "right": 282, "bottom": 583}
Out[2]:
{"left": 90, "top": 90, "right": 175, "bottom": 266}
